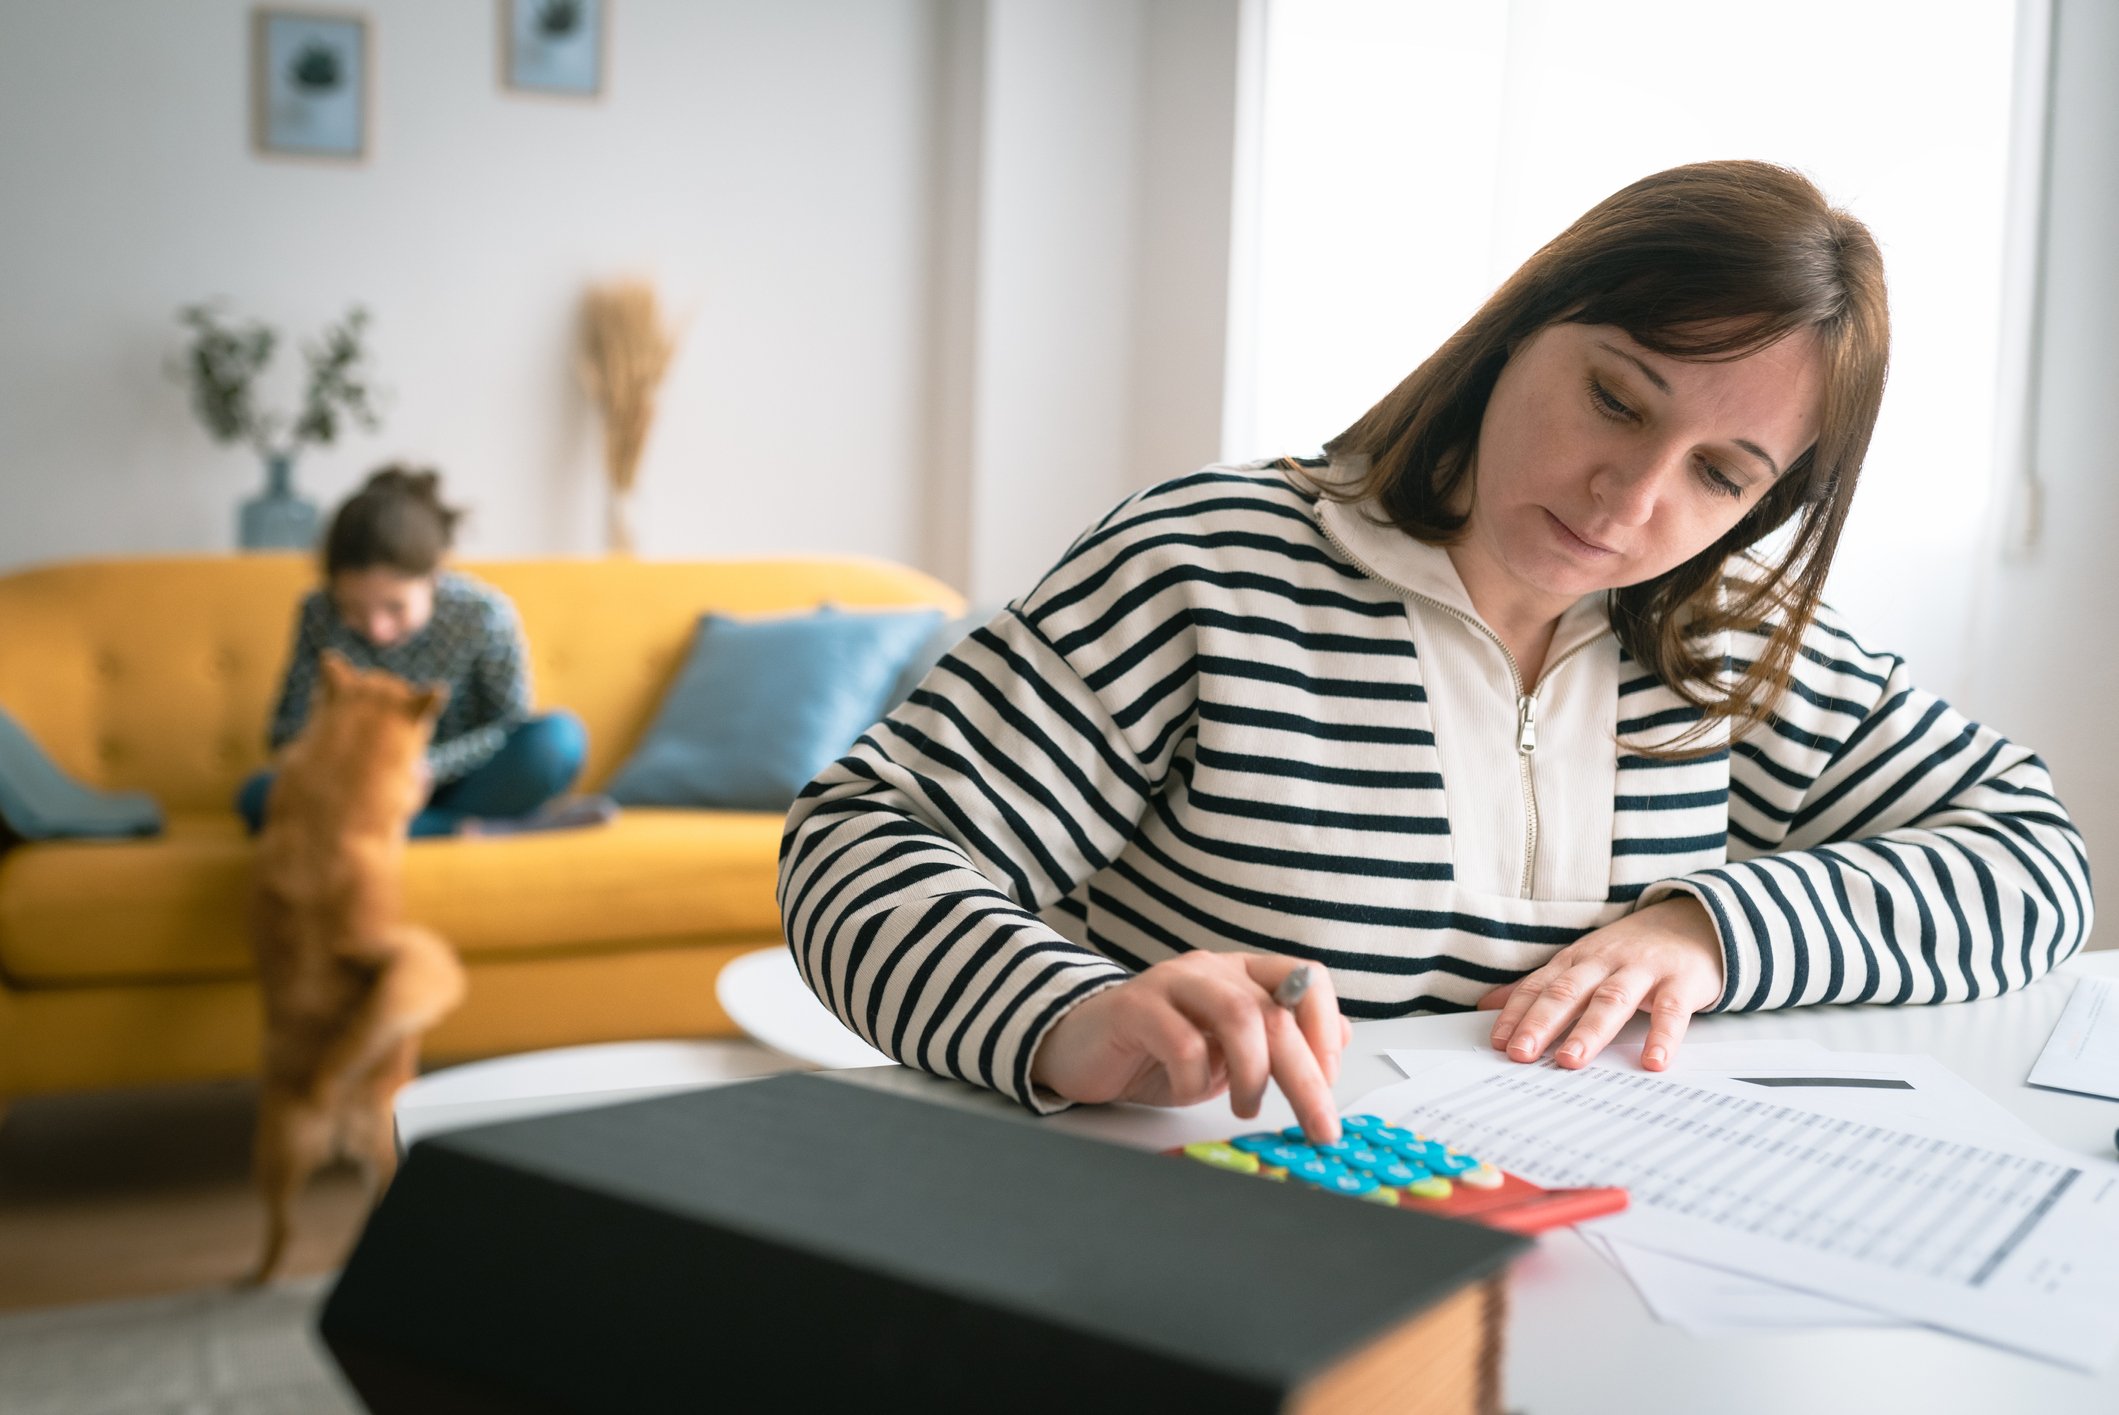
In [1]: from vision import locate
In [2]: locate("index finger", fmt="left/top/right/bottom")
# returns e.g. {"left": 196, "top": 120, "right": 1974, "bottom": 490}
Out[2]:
{"left": 1246, "top": 956, "right": 1346, "bottom": 1085}
{"left": 1263, "top": 1005, "right": 1340, "bottom": 1144}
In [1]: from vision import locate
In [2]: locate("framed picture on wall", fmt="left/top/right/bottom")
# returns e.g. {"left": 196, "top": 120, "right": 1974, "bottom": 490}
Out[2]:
{"left": 502, "top": 0, "right": 606, "bottom": 99}
{"left": 252, "top": 7, "right": 369, "bottom": 161}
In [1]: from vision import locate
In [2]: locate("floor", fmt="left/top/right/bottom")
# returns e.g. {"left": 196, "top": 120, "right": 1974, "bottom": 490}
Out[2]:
{"left": 0, "top": 1080, "right": 370, "bottom": 1314}
{"left": 0, "top": 1276, "right": 360, "bottom": 1415}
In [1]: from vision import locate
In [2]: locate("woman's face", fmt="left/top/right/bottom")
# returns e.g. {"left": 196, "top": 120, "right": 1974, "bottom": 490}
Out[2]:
{"left": 1456, "top": 321, "right": 1824, "bottom": 621}
{"left": 331, "top": 568, "right": 436, "bottom": 649}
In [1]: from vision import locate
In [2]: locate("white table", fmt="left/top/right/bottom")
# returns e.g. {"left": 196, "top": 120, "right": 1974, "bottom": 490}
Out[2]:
{"left": 837, "top": 950, "right": 2119, "bottom": 1415}
{"left": 393, "top": 1038, "right": 807, "bottom": 1151}
{"left": 398, "top": 950, "right": 2119, "bottom": 1413}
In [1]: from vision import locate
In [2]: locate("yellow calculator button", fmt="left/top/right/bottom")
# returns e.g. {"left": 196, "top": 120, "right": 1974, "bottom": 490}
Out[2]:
{"left": 1361, "top": 1186, "right": 1401, "bottom": 1207}
{"left": 1403, "top": 1177, "right": 1453, "bottom": 1201}
{"left": 1182, "top": 1141, "right": 1260, "bottom": 1174}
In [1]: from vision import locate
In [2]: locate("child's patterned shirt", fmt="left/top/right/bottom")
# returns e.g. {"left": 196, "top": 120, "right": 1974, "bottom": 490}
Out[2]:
{"left": 267, "top": 570, "right": 531, "bottom": 784}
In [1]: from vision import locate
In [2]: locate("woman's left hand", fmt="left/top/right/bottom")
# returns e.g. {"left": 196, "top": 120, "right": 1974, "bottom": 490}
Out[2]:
{"left": 1477, "top": 896, "right": 1725, "bottom": 1071}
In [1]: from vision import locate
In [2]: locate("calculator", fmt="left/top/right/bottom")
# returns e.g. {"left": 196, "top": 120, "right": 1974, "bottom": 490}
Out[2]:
{"left": 1169, "top": 1113, "right": 1628, "bottom": 1235}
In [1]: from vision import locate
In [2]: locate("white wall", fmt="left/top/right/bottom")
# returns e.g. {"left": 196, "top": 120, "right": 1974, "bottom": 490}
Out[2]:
{"left": 965, "top": 0, "right": 1148, "bottom": 602}
{"left": 0, "top": 0, "right": 1243, "bottom": 608}
{"left": 944, "top": 0, "right": 1242, "bottom": 604}
{"left": 1962, "top": 0, "right": 2119, "bottom": 923}
{"left": 0, "top": 0, "right": 941, "bottom": 567}
{"left": 1126, "top": 2, "right": 1242, "bottom": 507}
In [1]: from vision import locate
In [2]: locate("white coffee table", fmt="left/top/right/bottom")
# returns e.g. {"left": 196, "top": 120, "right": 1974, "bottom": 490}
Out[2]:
{"left": 395, "top": 946, "right": 892, "bottom": 1150}
{"left": 393, "top": 1038, "right": 805, "bottom": 1151}
{"left": 712, "top": 947, "right": 892, "bottom": 1070}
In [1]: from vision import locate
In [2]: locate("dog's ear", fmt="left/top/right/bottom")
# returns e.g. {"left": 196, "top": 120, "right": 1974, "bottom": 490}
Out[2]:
{"left": 318, "top": 650, "right": 357, "bottom": 698}
{"left": 407, "top": 683, "right": 450, "bottom": 723}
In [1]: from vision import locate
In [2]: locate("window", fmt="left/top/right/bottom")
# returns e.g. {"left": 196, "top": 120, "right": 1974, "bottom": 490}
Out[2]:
{"left": 1233, "top": 0, "right": 2029, "bottom": 695}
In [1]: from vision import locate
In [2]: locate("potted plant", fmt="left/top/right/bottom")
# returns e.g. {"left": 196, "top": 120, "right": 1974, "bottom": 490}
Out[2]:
{"left": 173, "top": 302, "right": 384, "bottom": 549}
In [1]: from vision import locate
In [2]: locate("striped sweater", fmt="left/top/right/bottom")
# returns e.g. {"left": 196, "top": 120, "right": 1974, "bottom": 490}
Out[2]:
{"left": 778, "top": 465, "right": 2093, "bottom": 1112}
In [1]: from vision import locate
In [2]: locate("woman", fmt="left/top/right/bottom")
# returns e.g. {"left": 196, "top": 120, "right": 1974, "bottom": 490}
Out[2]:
{"left": 237, "top": 465, "right": 606, "bottom": 838}
{"left": 778, "top": 162, "right": 2091, "bottom": 1144}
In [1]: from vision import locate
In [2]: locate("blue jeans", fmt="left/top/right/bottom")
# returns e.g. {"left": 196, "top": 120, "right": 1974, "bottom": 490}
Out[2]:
{"left": 236, "top": 713, "right": 588, "bottom": 839}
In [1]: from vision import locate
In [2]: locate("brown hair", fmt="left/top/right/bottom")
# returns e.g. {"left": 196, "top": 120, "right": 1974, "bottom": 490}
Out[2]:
{"left": 322, "top": 464, "right": 464, "bottom": 578}
{"left": 1319, "top": 160, "right": 1889, "bottom": 750}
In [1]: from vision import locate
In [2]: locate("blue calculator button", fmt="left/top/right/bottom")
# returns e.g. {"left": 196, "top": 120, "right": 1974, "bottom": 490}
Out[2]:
{"left": 1319, "top": 1170, "right": 1379, "bottom": 1197}
{"left": 1169, "top": 1127, "right": 1529, "bottom": 1220}
{"left": 1286, "top": 1155, "right": 1342, "bottom": 1184}
{"left": 1375, "top": 1161, "right": 1430, "bottom": 1187}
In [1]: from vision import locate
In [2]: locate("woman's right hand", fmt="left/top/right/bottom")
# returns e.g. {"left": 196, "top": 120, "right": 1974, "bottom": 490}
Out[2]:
{"left": 1028, "top": 951, "right": 1351, "bottom": 1143}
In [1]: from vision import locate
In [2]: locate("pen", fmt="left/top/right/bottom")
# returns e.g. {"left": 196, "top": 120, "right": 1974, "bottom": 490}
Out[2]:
{"left": 1272, "top": 965, "right": 1313, "bottom": 1010}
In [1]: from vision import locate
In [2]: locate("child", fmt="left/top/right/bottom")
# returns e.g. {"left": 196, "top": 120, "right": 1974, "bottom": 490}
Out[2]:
{"left": 237, "top": 465, "right": 612, "bottom": 838}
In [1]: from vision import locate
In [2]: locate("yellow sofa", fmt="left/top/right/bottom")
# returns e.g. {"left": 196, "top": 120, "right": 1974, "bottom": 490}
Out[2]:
{"left": 0, "top": 554, "right": 960, "bottom": 1111}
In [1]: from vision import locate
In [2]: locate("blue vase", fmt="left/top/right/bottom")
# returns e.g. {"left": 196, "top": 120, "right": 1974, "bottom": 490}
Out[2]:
{"left": 239, "top": 454, "right": 320, "bottom": 551}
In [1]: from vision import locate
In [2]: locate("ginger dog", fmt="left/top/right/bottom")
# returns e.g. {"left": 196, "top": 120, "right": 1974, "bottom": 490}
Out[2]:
{"left": 247, "top": 650, "right": 465, "bottom": 1284}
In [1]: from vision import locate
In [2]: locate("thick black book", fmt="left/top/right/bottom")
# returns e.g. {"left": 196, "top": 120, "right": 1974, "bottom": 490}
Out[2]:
{"left": 320, "top": 1072, "right": 1526, "bottom": 1414}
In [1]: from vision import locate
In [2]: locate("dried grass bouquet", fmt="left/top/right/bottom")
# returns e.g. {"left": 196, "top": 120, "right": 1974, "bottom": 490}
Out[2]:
{"left": 578, "top": 280, "right": 679, "bottom": 554}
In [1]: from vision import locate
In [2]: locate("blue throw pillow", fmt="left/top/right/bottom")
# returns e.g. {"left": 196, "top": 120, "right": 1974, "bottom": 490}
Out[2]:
{"left": 0, "top": 704, "right": 163, "bottom": 840}
{"left": 607, "top": 605, "right": 944, "bottom": 811}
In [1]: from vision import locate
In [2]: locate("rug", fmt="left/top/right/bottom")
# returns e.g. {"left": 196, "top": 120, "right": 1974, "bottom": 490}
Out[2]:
{"left": 0, "top": 1275, "right": 359, "bottom": 1415}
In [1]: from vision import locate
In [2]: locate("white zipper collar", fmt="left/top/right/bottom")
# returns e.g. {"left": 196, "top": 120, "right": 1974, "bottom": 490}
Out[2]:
{"left": 1314, "top": 489, "right": 1621, "bottom": 900}
{"left": 1314, "top": 493, "right": 1612, "bottom": 677}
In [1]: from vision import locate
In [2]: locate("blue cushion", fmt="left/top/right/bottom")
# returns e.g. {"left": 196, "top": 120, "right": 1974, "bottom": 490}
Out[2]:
{"left": 0, "top": 704, "right": 163, "bottom": 840}
{"left": 881, "top": 604, "right": 1007, "bottom": 715}
{"left": 607, "top": 605, "right": 944, "bottom": 811}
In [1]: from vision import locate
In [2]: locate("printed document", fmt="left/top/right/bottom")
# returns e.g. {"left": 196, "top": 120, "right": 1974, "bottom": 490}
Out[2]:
{"left": 1351, "top": 1060, "right": 2119, "bottom": 1369}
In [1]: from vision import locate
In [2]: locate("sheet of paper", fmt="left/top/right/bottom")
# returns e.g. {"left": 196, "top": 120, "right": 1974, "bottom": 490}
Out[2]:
{"left": 1577, "top": 1230, "right": 1904, "bottom": 1332}
{"left": 1689, "top": 1051, "right": 2053, "bottom": 1148}
{"left": 1390, "top": 1037, "right": 2034, "bottom": 1330}
{"left": 2028, "top": 976, "right": 2119, "bottom": 1103}
{"left": 1383, "top": 1043, "right": 2071, "bottom": 1333}
{"left": 1349, "top": 1060, "right": 2119, "bottom": 1369}
{"left": 1593, "top": 1050, "right": 2066, "bottom": 1332}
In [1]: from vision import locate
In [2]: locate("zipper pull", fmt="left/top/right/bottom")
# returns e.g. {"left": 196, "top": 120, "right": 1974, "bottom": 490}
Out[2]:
{"left": 1517, "top": 693, "right": 1539, "bottom": 755}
